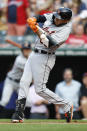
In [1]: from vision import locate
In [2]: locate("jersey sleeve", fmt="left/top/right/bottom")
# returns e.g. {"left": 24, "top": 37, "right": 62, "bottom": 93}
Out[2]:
{"left": 35, "top": 13, "right": 53, "bottom": 23}
{"left": 52, "top": 23, "right": 72, "bottom": 45}
{"left": 44, "top": 13, "right": 53, "bottom": 21}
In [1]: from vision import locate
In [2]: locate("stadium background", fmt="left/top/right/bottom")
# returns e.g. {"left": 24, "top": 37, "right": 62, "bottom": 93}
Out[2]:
{"left": 0, "top": 0, "right": 87, "bottom": 120}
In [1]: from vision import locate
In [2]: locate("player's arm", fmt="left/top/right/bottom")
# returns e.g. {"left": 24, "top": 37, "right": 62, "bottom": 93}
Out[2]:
{"left": 33, "top": 15, "right": 59, "bottom": 46}
{"left": 36, "top": 32, "right": 65, "bottom": 48}
{"left": 45, "top": 24, "right": 72, "bottom": 48}
{"left": 27, "top": 16, "right": 50, "bottom": 47}
{"left": 27, "top": 15, "right": 46, "bottom": 34}
{"left": 46, "top": 35, "right": 62, "bottom": 47}
{"left": 27, "top": 17, "right": 67, "bottom": 48}
{"left": 35, "top": 15, "right": 47, "bottom": 23}
{"left": 34, "top": 15, "right": 47, "bottom": 38}
{"left": 27, "top": 16, "right": 58, "bottom": 47}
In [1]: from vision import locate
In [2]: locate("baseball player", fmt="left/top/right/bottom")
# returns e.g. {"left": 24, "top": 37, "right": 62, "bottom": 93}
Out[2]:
{"left": 12, "top": 7, "right": 73, "bottom": 123}
{"left": 0, "top": 43, "right": 32, "bottom": 111}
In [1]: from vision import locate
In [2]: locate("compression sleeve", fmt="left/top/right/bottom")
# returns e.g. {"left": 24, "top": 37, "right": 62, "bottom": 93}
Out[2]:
{"left": 46, "top": 35, "right": 58, "bottom": 47}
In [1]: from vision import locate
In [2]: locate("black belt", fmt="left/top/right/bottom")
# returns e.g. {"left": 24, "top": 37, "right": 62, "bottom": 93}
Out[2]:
{"left": 8, "top": 76, "right": 20, "bottom": 83}
{"left": 34, "top": 49, "right": 55, "bottom": 55}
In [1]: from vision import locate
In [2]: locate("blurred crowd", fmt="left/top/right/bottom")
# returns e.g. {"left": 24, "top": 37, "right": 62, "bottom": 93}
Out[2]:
{"left": 0, "top": 0, "right": 87, "bottom": 46}
{"left": 1, "top": 67, "right": 87, "bottom": 120}
{"left": 0, "top": 0, "right": 87, "bottom": 120}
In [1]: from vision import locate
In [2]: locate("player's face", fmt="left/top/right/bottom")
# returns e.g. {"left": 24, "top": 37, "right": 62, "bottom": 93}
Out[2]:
{"left": 23, "top": 49, "right": 32, "bottom": 58}
{"left": 54, "top": 18, "right": 69, "bottom": 26}
{"left": 75, "top": 25, "right": 84, "bottom": 36}
{"left": 63, "top": 70, "right": 73, "bottom": 83}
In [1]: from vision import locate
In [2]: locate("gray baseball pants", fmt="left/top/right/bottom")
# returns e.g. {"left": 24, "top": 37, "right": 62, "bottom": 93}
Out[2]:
{"left": 18, "top": 51, "right": 72, "bottom": 113}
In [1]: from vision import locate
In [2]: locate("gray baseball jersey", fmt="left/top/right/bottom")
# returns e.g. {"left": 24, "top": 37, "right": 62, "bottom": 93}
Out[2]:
{"left": 18, "top": 13, "right": 73, "bottom": 114}
{"left": 7, "top": 54, "right": 27, "bottom": 80}
{"left": 35, "top": 13, "right": 72, "bottom": 52}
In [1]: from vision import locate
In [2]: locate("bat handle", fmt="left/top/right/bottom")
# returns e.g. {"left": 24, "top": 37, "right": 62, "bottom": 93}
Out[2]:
{"left": 36, "top": 25, "right": 47, "bottom": 35}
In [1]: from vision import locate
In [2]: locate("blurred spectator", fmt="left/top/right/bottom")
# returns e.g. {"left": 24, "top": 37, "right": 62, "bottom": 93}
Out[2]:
{"left": 80, "top": 73, "right": 87, "bottom": 119}
{"left": 7, "top": 0, "right": 30, "bottom": 36}
{"left": 73, "top": 10, "right": 87, "bottom": 23}
{"left": 66, "top": 23, "right": 87, "bottom": 46}
{"left": 81, "top": 0, "right": 87, "bottom": 7}
{"left": 26, "top": 84, "right": 48, "bottom": 119}
{"left": 62, "top": 0, "right": 73, "bottom": 8}
{"left": 72, "top": 2, "right": 80, "bottom": 16}
{"left": 53, "top": 0, "right": 62, "bottom": 11}
{"left": 72, "top": 22, "right": 78, "bottom": 34}
{"left": 84, "top": 23, "right": 87, "bottom": 35}
{"left": 29, "top": 0, "right": 36, "bottom": 17}
{"left": 55, "top": 68, "right": 81, "bottom": 119}
{"left": 72, "top": 0, "right": 86, "bottom": 15}
{"left": 36, "top": 0, "right": 53, "bottom": 15}
{"left": 53, "top": 0, "right": 72, "bottom": 10}
{"left": 29, "top": 0, "right": 53, "bottom": 17}
{"left": 0, "top": 0, "right": 7, "bottom": 9}
{"left": 0, "top": 0, "right": 7, "bottom": 31}
{"left": 82, "top": 0, "right": 87, "bottom": 7}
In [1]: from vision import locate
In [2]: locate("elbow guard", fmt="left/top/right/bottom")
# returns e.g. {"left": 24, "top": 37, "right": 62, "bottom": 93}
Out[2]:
{"left": 46, "top": 35, "right": 58, "bottom": 47}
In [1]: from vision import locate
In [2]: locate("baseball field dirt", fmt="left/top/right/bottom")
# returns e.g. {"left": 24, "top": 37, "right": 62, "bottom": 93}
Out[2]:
{"left": 0, "top": 119, "right": 87, "bottom": 131}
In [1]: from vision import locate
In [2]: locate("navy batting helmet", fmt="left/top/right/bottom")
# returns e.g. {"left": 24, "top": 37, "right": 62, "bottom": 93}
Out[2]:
{"left": 53, "top": 7, "right": 72, "bottom": 20}
{"left": 22, "top": 43, "right": 31, "bottom": 50}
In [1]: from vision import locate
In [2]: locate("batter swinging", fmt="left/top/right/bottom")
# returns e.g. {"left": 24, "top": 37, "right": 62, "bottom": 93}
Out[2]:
{"left": 12, "top": 7, "right": 73, "bottom": 123}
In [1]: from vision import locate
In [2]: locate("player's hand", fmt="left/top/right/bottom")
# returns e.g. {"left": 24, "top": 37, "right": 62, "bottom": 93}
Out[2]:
{"left": 27, "top": 17, "right": 38, "bottom": 33}
{"left": 40, "top": 34, "right": 49, "bottom": 48}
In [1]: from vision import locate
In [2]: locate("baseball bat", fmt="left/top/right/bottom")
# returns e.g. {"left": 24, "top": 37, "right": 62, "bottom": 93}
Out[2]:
{"left": 6, "top": 39, "right": 22, "bottom": 49}
{"left": 36, "top": 25, "right": 46, "bottom": 34}
{"left": 36, "top": 25, "right": 48, "bottom": 36}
